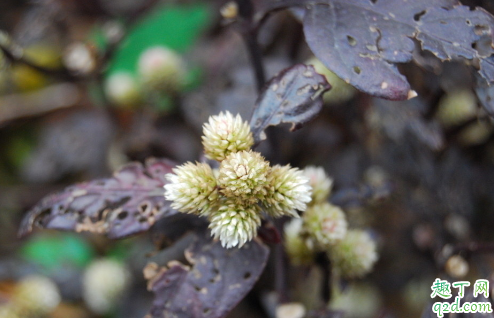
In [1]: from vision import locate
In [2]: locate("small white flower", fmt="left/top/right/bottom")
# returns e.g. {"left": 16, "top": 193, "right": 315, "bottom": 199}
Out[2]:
{"left": 302, "top": 166, "right": 333, "bottom": 205}
{"left": 138, "top": 46, "right": 186, "bottom": 93}
{"left": 105, "top": 72, "right": 141, "bottom": 107}
{"left": 284, "top": 218, "right": 315, "bottom": 266}
{"left": 303, "top": 202, "right": 347, "bottom": 248}
{"left": 83, "top": 259, "right": 131, "bottom": 315}
{"left": 218, "top": 150, "right": 270, "bottom": 201}
{"left": 209, "top": 200, "right": 261, "bottom": 248}
{"left": 330, "top": 230, "right": 378, "bottom": 278}
{"left": 13, "top": 275, "right": 61, "bottom": 315}
{"left": 202, "top": 111, "right": 254, "bottom": 161}
{"left": 164, "top": 162, "right": 218, "bottom": 216}
{"left": 263, "top": 165, "right": 312, "bottom": 218}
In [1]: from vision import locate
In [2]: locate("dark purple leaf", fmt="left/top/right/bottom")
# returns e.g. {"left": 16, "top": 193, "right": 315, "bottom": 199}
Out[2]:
{"left": 19, "top": 158, "right": 178, "bottom": 239}
{"left": 370, "top": 98, "right": 445, "bottom": 150}
{"left": 249, "top": 64, "right": 330, "bottom": 144}
{"left": 303, "top": 0, "right": 494, "bottom": 100}
{"left": 145, "top": 231, "right": 270, "bottom": 318}
{"left": 475, "top": 74, "right": 494, "bottom": 117}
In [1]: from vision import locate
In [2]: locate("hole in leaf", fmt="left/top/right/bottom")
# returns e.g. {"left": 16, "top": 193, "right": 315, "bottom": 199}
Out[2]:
{"left": 194, "top": 286, "right": 201, "bottom": 291}
{"left": 466, "top": 19, "right": 472, "bottom": 25}
{"left": 139, "top": 203, "right": 149, "bottom": 213}
{"left": 138, "top": 216, "right": 147, "bottom": 223}
{"left": 347, "top": 35, "right": 357, "bottom": 46}
{"left": 353, "top": 66, "right": 361, "bottom": 74}
{"left": 117, "top": 211, "right": 128, "bottom": 220}
{"left": 203, "top": 308, "right": 210, "bottom": 314}
{"left": 475, "top": 25, "right": 490, "bottom": 35}
{"left": 370, "top": 0, "right": 377, "bottom": 3}
{"left": 244, "top": 272, "right": 251, "bottom": 280}
{"left": 472, "top": 42, "right": 477, "bottom": 49}
{"left": 413, "top": 10, "right": 426, "bottom": 22}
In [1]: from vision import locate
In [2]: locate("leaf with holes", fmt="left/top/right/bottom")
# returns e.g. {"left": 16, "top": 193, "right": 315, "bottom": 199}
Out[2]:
{"left": 303, "top": 0, "right": 494, "bottom": 100}
{"left": 19, "top": 158, "right": 178, "bottom": 239}
{"left": 249, "top": 64, "right": 330, "bottom": 144}
{"left": 145, "top": 231, "right": 270, "bottom": 318}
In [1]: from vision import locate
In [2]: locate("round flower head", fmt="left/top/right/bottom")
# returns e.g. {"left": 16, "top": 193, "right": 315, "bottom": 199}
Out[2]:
{"left": 330, "top": 230, "right": 378, "bottom": 279}
{"left": 263, "top": 165, "right": 312, "bottom": 218}
{"left": 284, "top": 218, "right": 315, "bottom": 266}
{"left": 303, "top": 202, "right": 347, "bottom": 248}
{"left": 217, "top": 150, "right": 270, "bottom": 202}
{"left": 302, "top": 166, "right": 333, "bottom": 205}
{"left": 164, "top": 162, "right": 218, "bottom": 216}
{"left": 105, "top": 72, "right": 141, "bottom": 107}
{"left": 13, "top": 275, "right": 60, "bottom": 316}
{"left": 202, "top": 111, "right": 254, "bottom": 161}
{"left": 138, "top": 46, "right": 186, "bottom": 93}
{"left": 83, "top": 259, "right": 130, "bottom": 315}
{"left": 209, "top": 199, "right": 262, "bottom": 248}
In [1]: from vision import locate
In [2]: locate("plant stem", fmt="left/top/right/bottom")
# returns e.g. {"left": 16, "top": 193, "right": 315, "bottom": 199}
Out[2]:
{"left": 243, "top": 30, "right": 266, "bottom": 92}
{"left": 316, "top": 252, "right": 332, "bottom": 303}
{"left": 274, "top": 219, "right": 289, "bottom": 303}
{"left": 235, "top": 0, "right": 266, "bottom": 92}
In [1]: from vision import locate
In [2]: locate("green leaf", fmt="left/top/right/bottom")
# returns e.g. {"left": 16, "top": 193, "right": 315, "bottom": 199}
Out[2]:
{"left": 20, "top": 233, "right": 95, "bottom": 271}
{"left": 106, "top": 3, "right": 212, "bottom": 76}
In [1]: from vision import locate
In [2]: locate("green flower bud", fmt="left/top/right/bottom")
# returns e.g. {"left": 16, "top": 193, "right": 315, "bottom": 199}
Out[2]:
{"left": 302, "top": 166, "right": 333, "bottom": 205}
{"left": 284, "top": 218, "right": 315, "bottom": 266}
{"left": 263, "top": 165, "right": 312, "bottom": 218}
{"left": 83, "top": 259, "right": 131, "bottom": 315}
{"left": 202, "top": 111, "right": 254, "bottom": 161}
{"left": 330, "top": 230, "right": 378, "bottom": 279}
{"left": 209, "top": 199, "right": 262, "bottom": 248}
{"left": 138, "top": 46, "right": 186, "bottom": 94}
{"left": 304, "top": 202, "right": 347, "bottom": 248}
{"left": 164, "top": 162, "right": 219, "bottom": 216}
{"left": 218, "top": 150, "right": 270, "bottom": 202}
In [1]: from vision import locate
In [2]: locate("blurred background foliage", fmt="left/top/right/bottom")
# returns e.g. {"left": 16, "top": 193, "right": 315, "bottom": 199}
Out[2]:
{"left": 1, "top": 0, "right": 494, "bottom": 317}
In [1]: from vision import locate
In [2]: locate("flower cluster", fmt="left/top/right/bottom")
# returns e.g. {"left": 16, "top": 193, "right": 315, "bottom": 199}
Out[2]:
{"left": 105, "top": 45, "right": 186, "bottom": 109}
{"left": 165, "top": 111, "right": 312, "bottom": 248}
{"left": 284, "top": 166, "right": 378, "bottom": 278}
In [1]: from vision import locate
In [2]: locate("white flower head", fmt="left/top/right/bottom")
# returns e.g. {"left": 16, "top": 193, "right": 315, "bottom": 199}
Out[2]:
{"left": 218, "top": 150, "right": 270, "bottom": 201}
{"left": 83, "top": 259, "right": 131, "bottom": 314}
{"left": 164, "top": 162, "right": 218, "bottom": 216}
{"left": 13, "top": 275, "right": 61, "bottom": 315}
{"left": 138, "top": 46, "right": 186, "bottom": 93}
{"left": 330, "top": 230, "right": 378, "bottom": 278}
{"left": 209, "top": 199, "right": 261, "bottom": 248}
{"left": 263, "top": 165, "right": 312, "bottom": 218}
{"left": 105, "top": 72, "right": 141, "bottom": 107}
{"left": 202, "top": 111, "right": 254, "bottom": 161}
{"left": 302, "top": 166, "right": 333, "bottom": 205}
{"left": 284, "top": 218, "right": 315, "bottom": 266}
{"left": 303, "top": 202, "right": 347, "bottom": 248}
